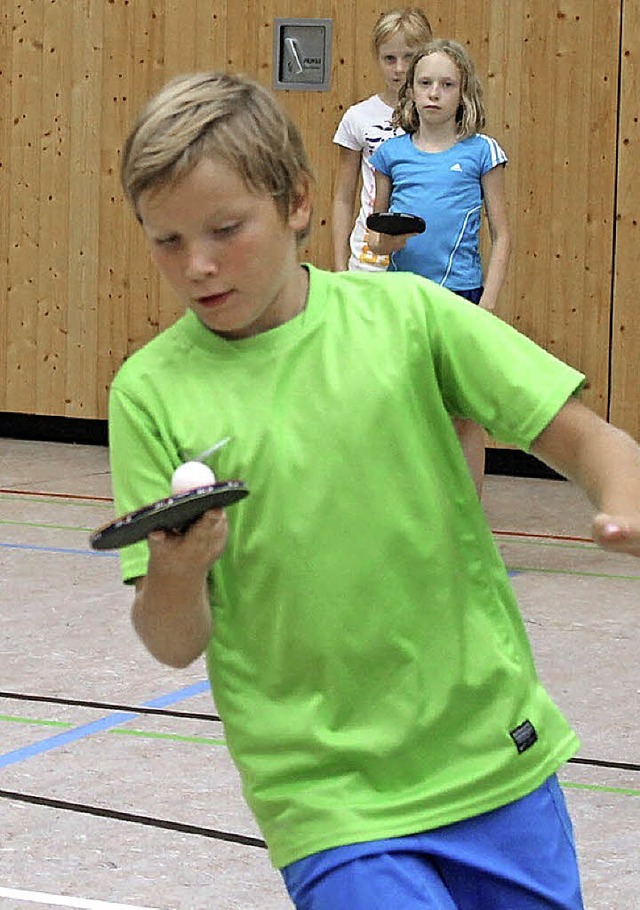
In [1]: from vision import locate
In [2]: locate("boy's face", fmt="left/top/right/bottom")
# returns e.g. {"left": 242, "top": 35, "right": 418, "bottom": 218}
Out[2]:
{"left": 138, "top": 156, "right": 312, "bottom": 339}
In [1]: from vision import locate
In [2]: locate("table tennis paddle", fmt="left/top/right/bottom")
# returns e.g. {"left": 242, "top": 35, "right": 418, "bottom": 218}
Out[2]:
{"left": 366, "top": 212, "right": 426, "bottom": 236}
{"left": 90, "top": 481, "right": 249, "bottom": 551}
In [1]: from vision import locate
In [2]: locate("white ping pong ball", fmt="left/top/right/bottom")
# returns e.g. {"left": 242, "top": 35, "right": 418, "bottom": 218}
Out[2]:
{"left": 171, "top": 461, "right": 216, "bottom": 496}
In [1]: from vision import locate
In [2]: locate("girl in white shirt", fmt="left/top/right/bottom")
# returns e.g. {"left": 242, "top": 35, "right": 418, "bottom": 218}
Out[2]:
{"left": 332, "top": 8, "right": 432, "bottom": 272}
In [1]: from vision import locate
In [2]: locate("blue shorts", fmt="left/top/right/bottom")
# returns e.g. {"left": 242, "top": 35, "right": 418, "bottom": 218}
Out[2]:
{"left": 454, "top": 287, "right": 483, "bottom": 304}
{"left": 281, "top": 775, "right": 584, "bottom": 910}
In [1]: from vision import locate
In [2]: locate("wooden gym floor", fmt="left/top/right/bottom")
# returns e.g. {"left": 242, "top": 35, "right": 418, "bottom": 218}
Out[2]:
{"left": 0, "top": 438, "right": 638, "bottom": 910}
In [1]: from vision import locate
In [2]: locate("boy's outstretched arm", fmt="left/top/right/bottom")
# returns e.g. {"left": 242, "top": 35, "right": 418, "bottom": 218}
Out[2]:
{"left": 531, "top": 397, "right": 640, "bottom": 557}
{"left": 131, "top": 509, "right": 228, "bottom": 667}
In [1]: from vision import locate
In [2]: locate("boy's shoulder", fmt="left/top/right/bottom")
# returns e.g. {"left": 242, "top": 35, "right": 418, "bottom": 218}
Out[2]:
{"left": 112, "top": 316, "right": 192, "bottom": 388}
{"left": 308, "top": 264, "right": 440, "bottom": 312}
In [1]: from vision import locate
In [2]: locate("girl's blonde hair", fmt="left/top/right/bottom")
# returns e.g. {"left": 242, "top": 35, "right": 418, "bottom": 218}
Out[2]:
{"left": 371, "top": 7, "right": 433, "bottom": 55}
{"left": 121, "top": 71, "right": 314, "bottom": 229}
{"left": 393, "top": 38, "right": 485, "bottom": 139}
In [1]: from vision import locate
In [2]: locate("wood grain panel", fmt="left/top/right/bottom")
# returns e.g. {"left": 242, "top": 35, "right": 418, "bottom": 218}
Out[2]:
{"left": 65, "top": 1, "right": 104, "bottom": 417}
{"left": 37, "top": 0, "right": 72, "bottom": 415}
{"left": 500, "top": 2, "right": 618, "bottom": 418}
{"left": 611, "top": 0, "right": 640, "bottom": 440}
{"left": 5, "top": 1, "right": 45, "bottom": 414}
{"left": 0, "top": 0, "right": 633, "bottom": 429}
{"left": 0, "top": 2, "right": 12, "bottom": 408}
{"left": 95, "top": 0, "right": 138, "bottom": 415}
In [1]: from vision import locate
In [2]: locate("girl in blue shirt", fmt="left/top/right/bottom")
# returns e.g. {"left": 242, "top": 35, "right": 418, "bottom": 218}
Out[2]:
{"left": 369, "top": 39, "right": 511, "bottom": 494}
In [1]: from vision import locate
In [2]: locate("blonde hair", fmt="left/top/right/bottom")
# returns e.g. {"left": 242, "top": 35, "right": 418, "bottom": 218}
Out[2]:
{"left": 121, "top": 71, "right": 314, "bottom": 229}
{"left": 393, "top": 38, "right": 485, "bottom": 139}
{"left": 372, "top": 7, "right": 433, "bottom": 55}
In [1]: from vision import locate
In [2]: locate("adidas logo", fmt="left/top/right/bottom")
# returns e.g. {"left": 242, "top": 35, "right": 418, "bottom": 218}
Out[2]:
{"left": 450, "top": 163, "right": 463, "bottom": 172}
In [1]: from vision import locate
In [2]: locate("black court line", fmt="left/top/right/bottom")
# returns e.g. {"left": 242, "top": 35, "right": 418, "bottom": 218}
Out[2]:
{"left": 0, "top": 787, "right": 267, "bottom": 849}
{"left": 0, "top": 691, "right": 220, "bottom": 722}
{"left": 568, "top": 756, "right": 640, "bottom": 773}
{"left": 1, "top": 691, "right": 638, "bottom": 773}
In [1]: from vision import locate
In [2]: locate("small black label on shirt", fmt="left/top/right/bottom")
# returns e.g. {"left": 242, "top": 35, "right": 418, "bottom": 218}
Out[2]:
{"left": 510, "top": 719, "right": 538, "bottom": 754}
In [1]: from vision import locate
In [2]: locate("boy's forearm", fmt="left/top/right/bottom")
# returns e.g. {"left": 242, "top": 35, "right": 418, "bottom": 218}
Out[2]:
{"left": 573, "top": 422, "right": 640, "bottom": 516}
{"left": 532, "top": 399, "right": 640, "bottom": 515}
{"left": 132, "top": 564, "right": 213, "bottom": 668}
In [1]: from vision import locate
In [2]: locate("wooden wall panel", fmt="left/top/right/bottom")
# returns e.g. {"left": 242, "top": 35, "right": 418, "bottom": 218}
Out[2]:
{"left": 611, "top": 0, "right": 640, "bottom": 441}
{"left": 508, "top": 2, "right": 618, "bottom": 418}
{"left": 430, "top": 3, "right": 618, "bottom": 418}
{"left": 0, "top": 0, "right": 636, "bottom": 435}
{"left": 63, "top": 3, "right": 104, "bottom": 417}
{"left": 0, "top": 3, "right": 9, "bottom": 406}
{"left": 5, "top": 1, "right": 45, "bottom": 414}
{"left": 96, "top": 0, "right": 138, "bottom": 411}
{"left": 36, "top": 1, "right": 69, "bottom": 416}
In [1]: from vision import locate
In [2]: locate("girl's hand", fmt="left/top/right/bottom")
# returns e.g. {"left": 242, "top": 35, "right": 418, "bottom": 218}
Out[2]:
{"left": 592, "top": 514, "right": 640, "bottom": 557}
{"left": 366, "top": 229, "right": 418, "bottom": 256}
{"left": 147, "top": 508, "right": 228, "bottom": 575}
{"left": 479, "top": 290, "right": 497, "bottom": 311}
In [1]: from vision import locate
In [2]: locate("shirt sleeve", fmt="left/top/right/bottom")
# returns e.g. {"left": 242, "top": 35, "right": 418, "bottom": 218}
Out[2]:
{"left": 479, "top": 134, "right": 508, "bottom": 176}
{"left": 333, "top": 106, "right": 361, "bottom": 150}
{"left": 369, "top": 142, "right": 390, "bottom": 175}
{"left": 107, "top": 379, "right": 180, "bottom": 583}
{"left": 419, "top": 281, "right": 585, "bottom": 449}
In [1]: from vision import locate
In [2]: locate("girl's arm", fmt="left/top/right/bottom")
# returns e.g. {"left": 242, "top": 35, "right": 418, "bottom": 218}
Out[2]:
{"left": 479, "top": 164, "right": 511, "bottom": 311}
{"left": 131, "top": 509, "right": 228, "bottom": 667}
{"left": 531, "top": 397, "right": 640, "bottom": 557}
{"left": 368, "top": 171, "right": 414, "bottom": 256}
{"left": 332, "top": 147, "right": 362, "bottom": 271}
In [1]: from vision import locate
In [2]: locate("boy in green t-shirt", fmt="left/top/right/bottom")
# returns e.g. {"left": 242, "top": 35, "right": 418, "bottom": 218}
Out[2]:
{"left": 111, "top": 71, "right": 640, "bottom": 910}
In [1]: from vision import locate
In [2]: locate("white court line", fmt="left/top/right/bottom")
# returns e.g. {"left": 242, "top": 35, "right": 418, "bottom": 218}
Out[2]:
{"left": 0, "top": 887, "right": 163, "bottom": 910}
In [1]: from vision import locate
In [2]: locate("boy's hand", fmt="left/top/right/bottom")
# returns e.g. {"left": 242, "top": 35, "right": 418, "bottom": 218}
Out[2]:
{"left": 147, "top": 508, "right": 228, "bottom": 574}
{"left": 592, "top": 514, "right": 640, "bottom": 557}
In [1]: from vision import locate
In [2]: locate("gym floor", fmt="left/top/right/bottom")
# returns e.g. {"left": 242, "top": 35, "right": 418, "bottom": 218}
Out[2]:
{"left": 0, "top": 438, "right": 638, "bottom": 910}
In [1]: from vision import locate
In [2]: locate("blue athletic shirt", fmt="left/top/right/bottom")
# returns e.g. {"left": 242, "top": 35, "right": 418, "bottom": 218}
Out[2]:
{"left": 369, "top": 133, "right": 507, "bottom": 289}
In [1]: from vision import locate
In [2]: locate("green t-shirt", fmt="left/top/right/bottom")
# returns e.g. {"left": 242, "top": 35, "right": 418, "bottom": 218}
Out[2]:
{"left": 109, "top": 266, "right": 584, "bottom": 868}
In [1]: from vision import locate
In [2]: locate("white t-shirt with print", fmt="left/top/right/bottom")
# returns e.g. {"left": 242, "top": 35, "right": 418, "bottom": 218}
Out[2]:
{"left": 333, "top": 94, "right": 401, "bottom": 271}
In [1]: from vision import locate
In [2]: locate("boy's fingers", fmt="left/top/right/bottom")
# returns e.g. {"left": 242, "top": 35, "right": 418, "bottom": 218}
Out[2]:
{"left": 147, "top": 509, "right": 226, "bottom": 549}
{"left": 592, "top": 514, "right": 640, "bottom": 556}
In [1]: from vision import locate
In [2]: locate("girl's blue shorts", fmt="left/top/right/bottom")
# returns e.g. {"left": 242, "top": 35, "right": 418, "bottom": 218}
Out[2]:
{"left": 455, "top": 287, "right": 483, "bottom": 304}
{"left": 281, "top": 775, "right": 584, "bottom": 910}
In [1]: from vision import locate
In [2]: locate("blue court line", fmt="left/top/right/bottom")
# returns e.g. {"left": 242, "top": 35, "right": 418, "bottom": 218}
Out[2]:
{"left": 0, "top": 542, "right": 116, "bottom": 557}
{"left": 0, "top": 680, "right": 210, "bottom": 770}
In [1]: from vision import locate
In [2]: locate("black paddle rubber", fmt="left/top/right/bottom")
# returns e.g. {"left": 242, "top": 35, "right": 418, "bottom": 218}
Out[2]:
{"left": 90, "top": 481, "right": 249, "bottom": 550}
{"left": 366, "top": 212, "right": 426, "bottom": 236}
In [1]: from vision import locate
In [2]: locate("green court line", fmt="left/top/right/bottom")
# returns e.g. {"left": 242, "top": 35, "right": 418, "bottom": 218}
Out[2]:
{"left": 1, "top": 715, "right": 638, "bottom": 796}
{"left": 499, "top": 537, "right": 597, "bottom": 553}
{"left": 2, "top": 523, "right": 597, "bottom": 545}
{"left": 507, "top": 564, "right": 640, "bottom": 582}
{"left": 5, "top": 532, "right": 636, "bottom": 582}
{"left": 112, "top": 728, "right": 226, "bottom": 746}
{"left": 560, "top": 780, "right": 640, "bottom": 798}
{"left": 0, "top": 714, "right": 225, "bottom": 748}
{"left": 0, "top": 715, "right": 68, "bottom": 729}
{"left": 0, "top": 519, "right": 93, "bottom": 532}
{"left": 0, "top": 494, "right": 111, "bottom": 509}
